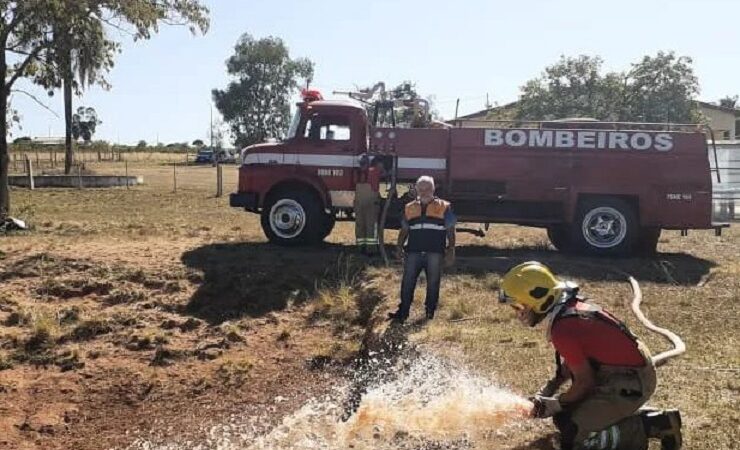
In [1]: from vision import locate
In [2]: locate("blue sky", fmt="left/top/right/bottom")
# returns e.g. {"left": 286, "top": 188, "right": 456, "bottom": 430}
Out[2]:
{"left": 10, "top": 0, "right": 740, "bottom": 145}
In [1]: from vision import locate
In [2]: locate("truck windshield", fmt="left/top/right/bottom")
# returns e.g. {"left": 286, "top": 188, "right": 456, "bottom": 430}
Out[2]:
{"left": 286, "top": 110, "right": 301, "bottom": 140}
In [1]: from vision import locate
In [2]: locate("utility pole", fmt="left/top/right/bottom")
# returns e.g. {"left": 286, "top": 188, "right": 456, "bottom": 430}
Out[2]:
{"left": 210, "top": 104, "right": 214, "bottom": 149}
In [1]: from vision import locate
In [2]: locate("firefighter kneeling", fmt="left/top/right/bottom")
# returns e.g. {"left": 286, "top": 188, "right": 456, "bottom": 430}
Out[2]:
{"left": 498, "top": 262, "right": 682, "bottom": 450}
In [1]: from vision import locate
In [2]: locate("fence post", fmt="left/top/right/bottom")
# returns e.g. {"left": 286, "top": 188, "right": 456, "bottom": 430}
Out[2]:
{"left": 78, "top": 164, "right": 83, "bottom": 189}
{"left": 125, "top": 161, "right": 129, "bottom": 190}
{"left": 26, "top": 157, "right": 34, "bottom": 190}
{"left": 216, "top": 162, "right": 223, "bottom": 197}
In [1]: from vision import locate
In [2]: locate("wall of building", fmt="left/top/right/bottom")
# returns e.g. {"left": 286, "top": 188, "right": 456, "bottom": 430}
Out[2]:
{"left": 700, "top": 106, "right": 736, "bottom": 140}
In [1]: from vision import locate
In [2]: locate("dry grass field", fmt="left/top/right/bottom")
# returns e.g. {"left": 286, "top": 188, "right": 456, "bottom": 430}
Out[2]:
{"left": 0, "top": 158, "right": 738, "bottom": 449}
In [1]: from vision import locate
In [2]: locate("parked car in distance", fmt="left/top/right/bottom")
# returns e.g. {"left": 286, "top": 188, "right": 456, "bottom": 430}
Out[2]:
{"left": 194, "top": 149, "right": 214, "bottom": 164}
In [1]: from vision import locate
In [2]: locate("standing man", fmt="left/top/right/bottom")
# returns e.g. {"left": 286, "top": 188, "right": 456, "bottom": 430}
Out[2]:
{"left": 497, "top": 261, "right": 682, "bottom": 450}
{"left": 389, "top": 176, "right": 456, "bottom": 323}
{"left": 353, "top": 155, "right": 382, "bottom": 255}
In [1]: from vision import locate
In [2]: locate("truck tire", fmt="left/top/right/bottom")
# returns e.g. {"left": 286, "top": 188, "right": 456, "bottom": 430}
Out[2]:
{"left": 318, "top": 214, "right": 335, "bottom": 241}
{"left": 261, "top": 191, "right": 323, "bottom": 246}
{"left": 636, "top": 227, "right": 661, "bottom": 255}
{"left": 571, "top": 197, "right": 638, "bottom": 256}
{"left": 546, "top": 225, "right": 571, "bottom": 252}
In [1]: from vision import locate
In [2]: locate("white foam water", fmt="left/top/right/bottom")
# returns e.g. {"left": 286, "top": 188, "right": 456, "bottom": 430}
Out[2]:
{"left": 127, "top": 355, "right": 531, "bottom": 450}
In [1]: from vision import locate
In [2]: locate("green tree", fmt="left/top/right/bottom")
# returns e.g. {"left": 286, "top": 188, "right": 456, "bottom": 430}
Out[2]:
{"left": 191, "top": 139, "right": 204, "bottom": 147}
{"left": 212, "top": 34, "right": 313, "bottom": 148}
{"left": 136, "top": 139, "right": 147, "bottom": 148}
{"left": 625, "top": 51, "right": 700, "bottom": 123}
{"left": 719, "top": 95, "right": 738, "bottom": 109}
{"left": 71, "top": 106, "right": 100, "bottom": 143}
{"left": 0, "top": 1, "right": 209, "bottom": 219}
{"left": 515, "top": 52, "right": 701, "bottom": 123}
{"left": 516, "top": 55, "right": 625, "bottom": 121}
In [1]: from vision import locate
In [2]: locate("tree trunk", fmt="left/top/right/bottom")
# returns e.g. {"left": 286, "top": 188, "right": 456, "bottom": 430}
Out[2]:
{"left": 63, "top": 55, "right": 74, "bottom": 175}
{"left": 0, "top": 95, "right": 9, "bottom": 220}
{"left": 0, "top": 52, "right": 9, "bottom": 220}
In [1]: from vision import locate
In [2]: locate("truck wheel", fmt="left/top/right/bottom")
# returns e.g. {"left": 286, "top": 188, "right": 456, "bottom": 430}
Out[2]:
{"left": 261, "top": 191, "right": 322, "bottom": 246}
{"left": 546, "top": 225, "right": 571, "bottom": 252}
{"left": 318, "top": 214, "right": 335, "bottom": 241}
{"left": 571, "top": 198, "right": 638, "bottom": 256}
{"left": 636, "top": 227, "right": 661, "bottom": 255}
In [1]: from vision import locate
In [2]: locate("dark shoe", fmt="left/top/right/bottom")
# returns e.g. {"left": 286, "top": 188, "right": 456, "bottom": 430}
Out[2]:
{"left": 644, "top": 409, "right": 682, "bottom": 450}
{"left": 660, "top": 410, "right": 682, "bottom": 450}
{"left": 387, "top": 312, "right": 406, "bottom": 324}
{"left": 425, "top": 310, "right": 435, "bottom": 320}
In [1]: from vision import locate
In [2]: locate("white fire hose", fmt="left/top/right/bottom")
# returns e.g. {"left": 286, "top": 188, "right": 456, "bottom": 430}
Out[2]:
{"left": 626, "top": 276, "right": 686, "bottom": 366}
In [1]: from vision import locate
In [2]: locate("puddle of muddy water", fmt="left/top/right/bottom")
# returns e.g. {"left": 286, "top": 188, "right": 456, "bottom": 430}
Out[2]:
{"left": 127, "top": 355, "right": 532, "bottom": 450}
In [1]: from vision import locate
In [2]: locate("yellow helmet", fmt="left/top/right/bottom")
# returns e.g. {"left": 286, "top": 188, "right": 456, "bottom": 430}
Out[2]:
{"left": 499, "top": 261, "right": 565, "bottom": 314}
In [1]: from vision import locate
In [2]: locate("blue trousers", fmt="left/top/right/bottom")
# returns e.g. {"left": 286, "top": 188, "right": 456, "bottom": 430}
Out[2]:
{"left": 397, "top": 252, "right": 443, "bottom": 320}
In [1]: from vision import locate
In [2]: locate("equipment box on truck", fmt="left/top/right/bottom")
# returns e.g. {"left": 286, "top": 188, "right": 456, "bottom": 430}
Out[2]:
{"left": 230, "top": 88, "right": 724, "bottom": 256}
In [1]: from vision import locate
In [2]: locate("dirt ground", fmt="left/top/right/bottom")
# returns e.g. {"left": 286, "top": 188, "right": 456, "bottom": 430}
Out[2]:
{"left": 1, "top": 158, "right": 738, "bottom": 449}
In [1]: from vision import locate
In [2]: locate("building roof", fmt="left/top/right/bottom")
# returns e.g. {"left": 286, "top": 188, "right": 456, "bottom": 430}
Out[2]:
{"left": 455, "top": 99, "right": 740, "bottom": 121}
{"left": 454, "top": 101, "right": 519, "bottom": 120}
{"left": 696, "top": 101, "right": 740, "bottom": 116}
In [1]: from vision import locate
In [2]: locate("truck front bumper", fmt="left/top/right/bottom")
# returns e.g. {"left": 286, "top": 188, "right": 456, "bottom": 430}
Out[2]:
{"left": 229, "top": 192, "right": 259, "bottom": 212}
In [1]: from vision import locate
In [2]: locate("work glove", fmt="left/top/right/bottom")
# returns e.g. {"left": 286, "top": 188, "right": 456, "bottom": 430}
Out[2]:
{"left": 536, "top": 377, "right": 563, "bottom": 398}
{"left": 530, "top": 395, "right": 562, "bottom": 419}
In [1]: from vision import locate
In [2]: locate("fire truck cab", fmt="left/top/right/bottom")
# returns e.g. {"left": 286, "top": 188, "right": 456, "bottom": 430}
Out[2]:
{"left": 230, "top": 90, "right": 719, "bottom": 256}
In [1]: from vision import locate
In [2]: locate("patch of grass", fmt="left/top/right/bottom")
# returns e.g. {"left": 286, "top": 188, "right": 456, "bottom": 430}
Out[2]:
{"left": 312, "top": 285, "right": 357, "bottom": 323}
{"left": 310, "top": 253, "right": 370, "bottom": 327}
{"left": 150, "top": 346, "right": 185, "bottom": 367}
{"left": 3, "top": 308, "right": 31, "bottom": 327}
{"left": 105, "top": 288, "right": 146, "bottom": 305}
{"left": 215, "top": 357, "right": 254, "bottom": 387}
{"left": 218, "top": 322, "right": 244, "bottom": 343}
{"left": 68, "top": 319, "right": 112, "bottom": 341}
{"left": 12, "top": 311, "right": 61, "bottom": 366}
{"left": 0, "top": 352, "right": 14, "bottom": 371}
{"left": 276, "top": 329, "right": 291, "bottom": 342}
{"left": 126, "top": 330, "right": 168, "bottom": 351}
{"left": 58, "top": 306, "right": 83, "bottom": 325}
{"left": 55, "top": 348, "right": 84, "bottom": 371}
{"left": 36, "top": 277, "right": 112, "bottom": 299}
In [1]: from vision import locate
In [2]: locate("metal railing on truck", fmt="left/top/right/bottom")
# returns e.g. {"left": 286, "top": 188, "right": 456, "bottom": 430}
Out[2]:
{"left": 712, "top": 142, "right": 740, "bottom": 223}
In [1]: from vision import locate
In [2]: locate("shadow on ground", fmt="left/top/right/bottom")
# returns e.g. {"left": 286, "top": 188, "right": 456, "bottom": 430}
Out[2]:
{"left": 453, "top": 245, "right": 716, "bottom": 285}
{"left": 180, "top": 241, "right": 354, "bottom": 324}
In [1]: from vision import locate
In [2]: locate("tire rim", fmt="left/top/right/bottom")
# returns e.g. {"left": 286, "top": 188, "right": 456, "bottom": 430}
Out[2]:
{"left": 582, "top": 206, "right": 627, "bottom": 249}
{"left": 269, "top": 199, "right": 306, "bottom": 239}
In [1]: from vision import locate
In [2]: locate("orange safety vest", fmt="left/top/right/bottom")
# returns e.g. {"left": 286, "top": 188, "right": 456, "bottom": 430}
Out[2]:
{"left": 404, "top": 198, "right": 450, "bottom": 253}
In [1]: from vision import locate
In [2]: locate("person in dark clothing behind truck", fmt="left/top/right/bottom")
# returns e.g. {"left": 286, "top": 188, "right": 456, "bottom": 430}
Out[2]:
{"left": 388, "top": 175, "right": 456, "bottom": 323}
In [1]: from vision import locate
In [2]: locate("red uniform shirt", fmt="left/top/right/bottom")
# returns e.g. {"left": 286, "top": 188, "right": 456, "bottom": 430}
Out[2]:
{"left": 551, "top": 309, "right": 646, "bottom": 369}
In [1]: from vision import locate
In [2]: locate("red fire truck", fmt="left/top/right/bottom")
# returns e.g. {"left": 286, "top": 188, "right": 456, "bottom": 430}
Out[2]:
{"left": 230, "top": 89, "right": 722, "bottom": 256}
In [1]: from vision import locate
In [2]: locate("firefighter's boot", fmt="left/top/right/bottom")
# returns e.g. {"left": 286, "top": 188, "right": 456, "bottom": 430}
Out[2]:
{"left": 642, "top": 409, "right": 682, "bottom": 450}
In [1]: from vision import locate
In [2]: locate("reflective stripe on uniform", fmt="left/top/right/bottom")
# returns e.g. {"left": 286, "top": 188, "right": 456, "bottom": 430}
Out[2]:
{"left": 409, "top": 223, "right": 447, "bottom": 231}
